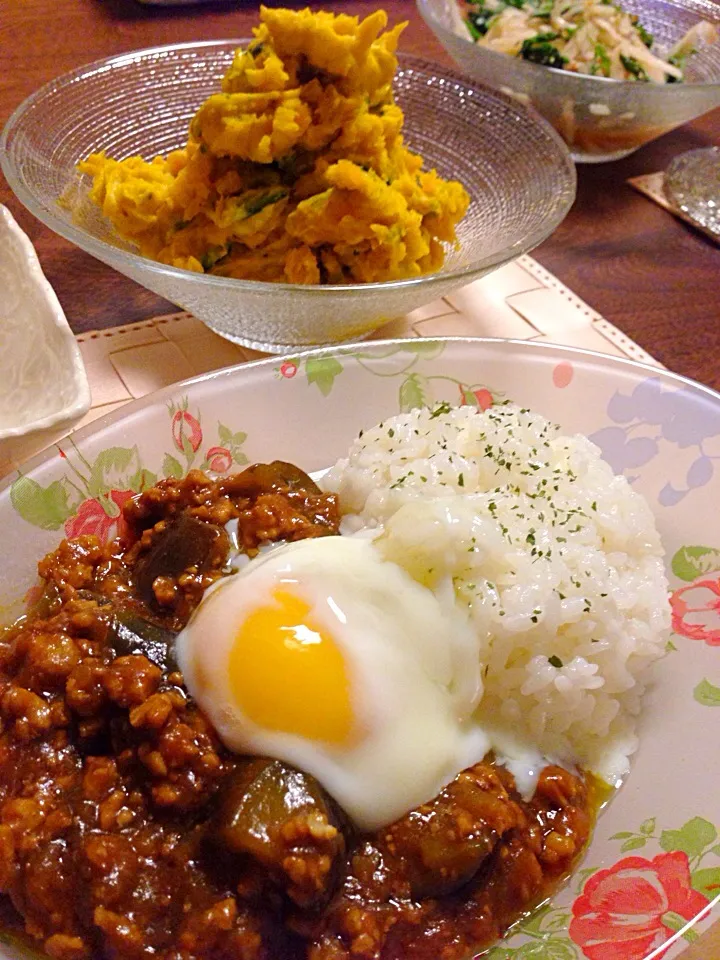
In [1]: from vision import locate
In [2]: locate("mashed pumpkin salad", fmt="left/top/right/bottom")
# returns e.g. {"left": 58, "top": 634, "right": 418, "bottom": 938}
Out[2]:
{"left": 78, "top": 7, "right": 470, "bottom": 285}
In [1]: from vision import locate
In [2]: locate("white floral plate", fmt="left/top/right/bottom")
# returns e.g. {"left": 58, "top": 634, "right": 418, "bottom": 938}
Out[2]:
{"left": 1, "top": 337, "right": 719, "bottom": 960}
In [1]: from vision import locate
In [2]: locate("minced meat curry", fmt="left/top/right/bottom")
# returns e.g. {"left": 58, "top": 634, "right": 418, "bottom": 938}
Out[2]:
{"left": 0, "top": 463, "right": 593, "bottom": 960}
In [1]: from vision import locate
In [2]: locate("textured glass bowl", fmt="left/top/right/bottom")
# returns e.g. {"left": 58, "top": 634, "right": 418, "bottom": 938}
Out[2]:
{"left": 0, "top": 41, "right": 575, "bottom": 352}
{"left": 418, "top": 0, "right": 720, "bottom": 163}
{"left": 665, "top": 145, "right": 720, "bottom": 237}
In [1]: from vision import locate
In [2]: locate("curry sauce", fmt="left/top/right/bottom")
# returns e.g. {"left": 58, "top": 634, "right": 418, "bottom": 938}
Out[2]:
{"left": 0, "top": 465, "right": 595, "bottom": 960}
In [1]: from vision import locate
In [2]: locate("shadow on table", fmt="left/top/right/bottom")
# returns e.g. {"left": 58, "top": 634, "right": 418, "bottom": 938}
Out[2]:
{"left": 96, "top": 0, "right": 241, "bottom": 21}
{"left": 95, "top": 0, "right": 324, "bottom": 21}
{"left": 572, "top": 122, "right": 714, "bottom": 218}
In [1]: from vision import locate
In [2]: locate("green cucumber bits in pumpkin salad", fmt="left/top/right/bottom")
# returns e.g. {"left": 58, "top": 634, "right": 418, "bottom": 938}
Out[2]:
{"left": 465, "top": 0, "right": 718, "bottom": 82}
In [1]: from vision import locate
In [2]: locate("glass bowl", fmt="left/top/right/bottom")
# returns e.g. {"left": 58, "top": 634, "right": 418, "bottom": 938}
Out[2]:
{"left": 418, "top": 0, "right": 720, "bottom": 164}
{"left": 0, "top": 41, "right": 575, "bottom": 353}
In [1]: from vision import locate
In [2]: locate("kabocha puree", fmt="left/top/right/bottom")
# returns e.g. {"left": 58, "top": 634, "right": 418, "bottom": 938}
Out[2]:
{"left": 79, "top": 8, "right": 470, "bottom": 285}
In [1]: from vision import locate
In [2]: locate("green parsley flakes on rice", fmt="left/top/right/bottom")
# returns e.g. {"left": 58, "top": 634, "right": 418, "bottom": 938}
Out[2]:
{"left": 323, "top": 403, "right": 670, "bottom": 785}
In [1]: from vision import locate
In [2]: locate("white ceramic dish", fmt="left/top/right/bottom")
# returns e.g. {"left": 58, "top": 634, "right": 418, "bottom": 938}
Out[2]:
{"left": 0, "top": 205, "right": 90, "bottom": 440}
{"left": 1, "top": 337, "right": 719, "bottom": 959}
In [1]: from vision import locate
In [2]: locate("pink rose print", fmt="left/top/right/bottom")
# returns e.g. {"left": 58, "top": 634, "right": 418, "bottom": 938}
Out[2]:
{"left": 459, "top": 385, "right": 494, "bottom": 410}
{"left": 670, "top": 577, "right": 720, "bottom": 646}
{"left": 473, "top": 388, "right": 493, "bottom": 411}
{"left": 553, "top": 360, "right": 574, "bottom": 388}
{"left": 206, "top": 446, "right": 233, "bottom": 473}
{"left": 64, "top": 489, "right": 135, "bottom": 544}
{"left": 280, "top": 361, "right": 298, "bottom": 379}
{"left": 570, "top": 851, "right": 709, "bottom": 959}
{"left": 171, "top": 409, "right": 202, "bottom": 454}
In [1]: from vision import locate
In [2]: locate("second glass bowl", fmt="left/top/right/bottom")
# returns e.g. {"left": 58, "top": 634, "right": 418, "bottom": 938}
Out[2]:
{"left": 418, "top": 0, "right": 720, "bottom": 163}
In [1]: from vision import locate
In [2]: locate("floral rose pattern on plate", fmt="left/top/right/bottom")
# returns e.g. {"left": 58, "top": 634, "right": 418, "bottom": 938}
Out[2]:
{"left": 162, "top": 399, "right": 248, "bottom": 478}
{"left": 9, "top": 398, "right": 249, "bottom": 543}
{"left": 570, "top": 851, "right": 710, "bottom": 959}
{"left": 275, "top": 343, "right": 505, "bottom": 412}
{"left": 671, "top": 578, "right": 720, "bottom": 646}
{"left": 484, "top": 816, "right": 720, "bottom": 959}
{"left": 670, "top": 544, "right": 720, "bottom": 648}
{"left": 668, "top": 544, "right": 720, "bottom": 710}
{"left": 9, "top": 340, "right": 566, "bottom": 537}
{"left": 589, "top": 377, "right": 720, "bottom": 507}
{"left": 64, "top": 488, "right": 135, "bottom": 542}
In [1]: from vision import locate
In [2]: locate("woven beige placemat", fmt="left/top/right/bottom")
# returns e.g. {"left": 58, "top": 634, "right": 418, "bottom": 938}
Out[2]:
{"left": 0, "top": 255, "right": 661, "bottom": 479}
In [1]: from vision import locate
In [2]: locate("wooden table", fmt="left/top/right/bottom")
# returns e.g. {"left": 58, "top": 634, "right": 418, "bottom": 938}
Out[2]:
{"left": 1, "top": 3, "right": 720, "bottom": 956}
{"left": 2, "top": 0, "right": 720, "bottom": 387}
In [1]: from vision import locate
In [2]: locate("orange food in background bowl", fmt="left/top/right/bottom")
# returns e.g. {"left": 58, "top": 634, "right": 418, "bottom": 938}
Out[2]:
{"left": 79, "top": 7, "right": 469, "bottom": 285}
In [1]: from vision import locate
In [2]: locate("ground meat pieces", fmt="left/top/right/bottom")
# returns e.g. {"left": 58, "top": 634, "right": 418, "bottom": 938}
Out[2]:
{"left": 375, "top": 764, "right": 520, "bottom": 899}
{"left": 0, "top": 465, "right": 594, "bottom": 960}
{"left": 66, "top": 659, "right": 108, "bottom": 717}
{"left": 177, "top": 897, "right": 238, "bottom": 953}
{"left": 0, "top": 686, "right": 53, "bottom": 740}
{"left": 44, "top": 932, "right": 89, "bottom": 960}
{"left": 22, "top": 631, "right": 81, "bottom": 689}
{"left": 308, "top": 763, "right": 592, "bottom": 960}
{"left": 148, "top": 711, "right": 225, "bottom": 811}
{"left": 92, "top": 907, "right": 146, "bottom": 960}
{"left": 129, "top": 691, "right": 175, "bottom": 731}
{"left": 103, "top": 655, "right": 161, "bottom": 708}
{"left": 534, "top": 766, "right": 593, "bottom": 867}
{"left": 37, "top": 537, "right": 105, "bottom": 594}
{"left": 82, "top": 833, "right": 139, "bottom": 907}
{"left": 82, "top": 756, "right": 121, "bottom": 803}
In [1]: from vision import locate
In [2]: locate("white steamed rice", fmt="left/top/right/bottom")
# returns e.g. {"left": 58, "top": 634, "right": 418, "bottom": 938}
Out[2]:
{"left": 322, "top": 402, "right": 670, "bottom": 784}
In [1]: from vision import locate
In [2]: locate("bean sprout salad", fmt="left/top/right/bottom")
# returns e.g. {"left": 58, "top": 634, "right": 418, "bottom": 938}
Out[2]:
{"left": 465, "top": 0, "right": 717, "bottom": 82}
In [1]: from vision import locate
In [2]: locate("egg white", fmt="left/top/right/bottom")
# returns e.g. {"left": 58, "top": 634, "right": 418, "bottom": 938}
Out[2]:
{"left": 176, "top": 536, "right": 488, "bottom": 830}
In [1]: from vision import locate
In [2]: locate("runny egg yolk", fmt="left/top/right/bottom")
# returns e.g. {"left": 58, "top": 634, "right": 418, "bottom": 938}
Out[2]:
{"left": 228, "top": 588, "right": 354, "bottom": 746}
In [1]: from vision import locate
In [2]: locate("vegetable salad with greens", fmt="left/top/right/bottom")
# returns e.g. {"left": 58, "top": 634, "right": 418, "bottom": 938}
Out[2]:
{"left": 465, "top": 0, "right": 717, "bottom": 82}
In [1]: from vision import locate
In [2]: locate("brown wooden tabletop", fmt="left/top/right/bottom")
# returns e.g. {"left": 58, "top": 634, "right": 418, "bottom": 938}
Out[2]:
{"left": 1, "top": 3, "right": 720, "bottom": 955}
{"left": 2, "top": 0, "right": 719, "bottom": 387}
